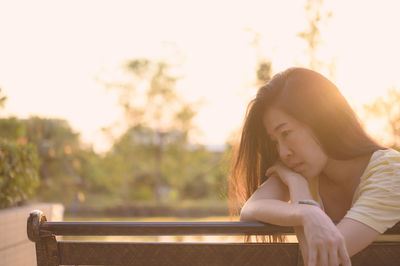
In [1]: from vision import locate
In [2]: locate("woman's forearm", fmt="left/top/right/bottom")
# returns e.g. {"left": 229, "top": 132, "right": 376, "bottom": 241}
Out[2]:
{"left": 240, "top": 176, "right": 318, "bottom": 226}
{"left": 240, "top": 198, "right": 306, "bottom": 226}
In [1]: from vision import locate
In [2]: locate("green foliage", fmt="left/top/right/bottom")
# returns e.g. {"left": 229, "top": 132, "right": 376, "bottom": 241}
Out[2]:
{"left": 0, "top": 59, "right": 231, "bottom": 213}
{"left": 120, "top": 59, "right": 197, "bottom": 133}
{"left": 103, "top": 125, "right": 227, "bottom": 203}
{"left": 0, "top": 117, "right": 26, "bottom": 138}
{"left": 298, "top": 0, "right": 334, "bottom": 75}
{"left": 106, "top": 58, "right": 215, "bottom": 203}
{"left": 245, "top": 29, "right": 273, "bottom": 88}
{"left": 0, "top": 138, "right": 39, "bottom": 208}
{"left": 0, "top": 117, "right": 87, "bottom": 203}
{"left": 0, "top": 88, "right": 7, "bottom": 109}
{"left": 363, "top": 87, "right": 400, "bottom": 148}
{"left": 256, "top": 61, "right": 272, "bottom": 86}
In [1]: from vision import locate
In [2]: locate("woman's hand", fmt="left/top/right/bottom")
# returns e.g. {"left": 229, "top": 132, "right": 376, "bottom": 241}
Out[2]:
{"left": 265, "top": 161, "right": 305, "bottom": 186}
{"left": 267, "top": 162, "right": 351, "bottom": 265}
{"left": 301, "top": 206, "right": 351, "bottom": 266}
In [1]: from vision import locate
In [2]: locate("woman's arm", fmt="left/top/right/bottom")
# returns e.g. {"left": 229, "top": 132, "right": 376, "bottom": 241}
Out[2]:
{"left": 241, "top": 161, "right": 381, "bottom": 265}
{"left": 240, "top": 174, "right": 303, "bottom": 225}
{"left": 242, "top": 163, "right": 352, "bottom": 266}
{"left": 286, "top": 174, "right": 351, "bottom": 266}
{"left": 289, "top": 176, "right": 379, "bottom": 259}
{"left": 239, "top": 173, "right": 317, "bottom": 264}
{"left": 285, "top": 170, "right": 380, "bottom": 259}
{"left": 337, "top": 218, "right": 380, "bottom": 257}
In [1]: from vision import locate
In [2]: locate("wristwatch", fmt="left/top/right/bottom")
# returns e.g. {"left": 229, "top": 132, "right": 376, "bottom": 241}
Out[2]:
{"left": 297, "top": 199, "right": 321, "bottom": 208}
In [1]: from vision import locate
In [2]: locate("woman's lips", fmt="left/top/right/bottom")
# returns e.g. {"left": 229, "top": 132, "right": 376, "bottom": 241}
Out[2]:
{"left": 292, "top": 163, "right": 304, "bottom": 172}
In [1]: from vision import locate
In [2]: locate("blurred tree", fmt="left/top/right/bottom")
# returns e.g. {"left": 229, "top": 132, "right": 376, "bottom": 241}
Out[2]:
{"left": 245, "top": 28, "right": 273, "bottom": 86}
{"left": 256, "top": 61, "right": 272, "bottom": 86}
{"left": 0, "top": 117, "right": 26, "bottom": 139}
{"left": 25, "top": 118, "right": 81, "bottom": 202}
{"left": 363, "top": 87, "right": 400, "bottom": 149}
{"left": 108, "top": 126, "right": 223, "bottom": 202}
{"left": 0, "top": 117, "right": 92, "bottom": 203}
{"left": 0, "top": 138, "right": 39, "bottom": 208}
{"left": 298, "top": 0, "right": 335, "bottom": 77}
{"left": 106, "top": 58, "right": 224, "bottom": 203}
{"left": 0, "top": 90, "right": 40, "bottom": 208}
{"left": 0, "top": 88, "right": 7, "bottom": 109}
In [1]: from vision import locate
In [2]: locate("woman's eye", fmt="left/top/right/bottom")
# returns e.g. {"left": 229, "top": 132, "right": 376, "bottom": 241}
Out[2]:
{"left": 281, "top": 130, "right": 291, "bottom": 138}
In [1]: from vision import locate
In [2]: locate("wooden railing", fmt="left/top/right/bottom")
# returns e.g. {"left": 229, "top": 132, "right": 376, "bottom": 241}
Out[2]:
{"left": 27, "top": 210, "right": 400, "bottom": 266}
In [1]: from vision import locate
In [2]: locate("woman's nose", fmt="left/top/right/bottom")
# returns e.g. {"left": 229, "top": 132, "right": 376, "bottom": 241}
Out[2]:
{"left": 278, "top": 141, "right": 293, "bottom": 159}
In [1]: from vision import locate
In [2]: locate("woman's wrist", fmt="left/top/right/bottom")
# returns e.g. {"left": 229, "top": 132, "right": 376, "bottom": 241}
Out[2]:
{"left": 287, "top": 173, "right": 307, "bottom": 187}
{"left": 287, "top": 175, "right": 313, "bottom": 202}
{"left": 298, "top": 204, "right": 323, "bottom": 226}
{"left": 297, "top": 199, "right": 321, "bottom": 208}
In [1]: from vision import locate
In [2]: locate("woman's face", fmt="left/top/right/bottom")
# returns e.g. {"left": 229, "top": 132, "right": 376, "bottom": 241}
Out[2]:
{"left": 263, "top": 107, "right": 328, "bottom": 180}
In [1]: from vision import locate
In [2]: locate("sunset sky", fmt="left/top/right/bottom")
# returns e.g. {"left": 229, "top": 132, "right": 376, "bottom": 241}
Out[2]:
{"left": 1, "top": 0, "right": 399, "bottom": 152}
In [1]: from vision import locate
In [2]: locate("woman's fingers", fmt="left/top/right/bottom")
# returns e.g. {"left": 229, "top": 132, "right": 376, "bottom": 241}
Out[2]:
{"left": 306, "top": 236, "right": 350, "bottom": 266}
{"left": 307, "top": 247, "right": 318, "bottom": 266}
{"left": 328, "top": 248, "right": 339, "bottom": 266}
{"left": 265, "top": 166, "right": 275, "bottom": 177}
{"left": 338, "top": 241, "right": 352, "bottom": 266}
{"left": 310, "top": 246, "right": 346, "bottom": 266}
{"left": 318, "top": 246, "right": 329, "bottom": 266}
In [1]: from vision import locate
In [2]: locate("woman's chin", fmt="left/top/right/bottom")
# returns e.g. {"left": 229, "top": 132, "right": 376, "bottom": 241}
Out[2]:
{"left": 305, "top": 172, "right": 320, "bottom": 182}
{"left": 299, "top": 169, "right": 317, "bottom": 181}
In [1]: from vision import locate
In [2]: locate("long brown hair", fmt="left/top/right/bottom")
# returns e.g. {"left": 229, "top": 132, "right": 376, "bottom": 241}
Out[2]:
{"left": 229, "top": 67, "right": 383, "bottom": 215}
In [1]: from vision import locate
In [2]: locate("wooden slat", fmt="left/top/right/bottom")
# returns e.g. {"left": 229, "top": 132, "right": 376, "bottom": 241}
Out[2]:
{"left": 351, "top": 242, "right": 400, "bottom": 266}
{"left": 384, "top": 223, "right": 400, "bottom": 234}
{"left": 41, "top": 221, "right": 295, "bottom": 236}
{"left": 58, "top": 241, "right": 299, "bottom": 266}
{"left": 58, "top": 241, "right": 400, "bottom": 266}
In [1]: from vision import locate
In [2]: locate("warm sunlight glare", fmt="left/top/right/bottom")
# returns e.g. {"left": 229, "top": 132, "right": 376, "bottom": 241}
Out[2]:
{"left": 1, "top": 0, "right": 399, "bottom": 151}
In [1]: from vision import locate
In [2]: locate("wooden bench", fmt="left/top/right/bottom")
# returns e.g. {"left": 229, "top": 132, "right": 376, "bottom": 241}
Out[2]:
{"left": 27, "top": 210, "right": 400, "bottom": 266}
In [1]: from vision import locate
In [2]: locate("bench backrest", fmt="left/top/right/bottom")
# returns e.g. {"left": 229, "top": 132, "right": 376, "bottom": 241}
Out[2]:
{"left": 27, "top": 210, "right": 400, "bottom": 266}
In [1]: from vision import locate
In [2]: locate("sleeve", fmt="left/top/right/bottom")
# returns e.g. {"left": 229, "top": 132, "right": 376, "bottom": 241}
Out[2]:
{"left": 344, "top": 151, "right": 400, "bottom": 233}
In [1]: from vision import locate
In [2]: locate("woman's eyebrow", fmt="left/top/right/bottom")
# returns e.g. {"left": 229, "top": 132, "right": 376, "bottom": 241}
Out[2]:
{"left": 273, "top": 122, "right": 287, "bottom": 132}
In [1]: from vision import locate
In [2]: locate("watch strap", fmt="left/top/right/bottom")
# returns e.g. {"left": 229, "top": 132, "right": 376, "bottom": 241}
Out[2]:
{"left": 297, "top": 199, "right": 321, "bottom": 208}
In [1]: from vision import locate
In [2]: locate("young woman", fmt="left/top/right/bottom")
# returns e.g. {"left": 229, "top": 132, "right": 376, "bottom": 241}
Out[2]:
{"left": 230, "top": 67, "right": 400, "bottom": 266}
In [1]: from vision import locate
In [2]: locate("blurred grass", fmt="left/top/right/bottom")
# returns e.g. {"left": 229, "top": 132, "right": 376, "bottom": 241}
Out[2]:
{"left": 81, "top": 193, "right": 229, "bottom": 209}
{"left": 66, "top": 198, "right": 231, "bottom": 218}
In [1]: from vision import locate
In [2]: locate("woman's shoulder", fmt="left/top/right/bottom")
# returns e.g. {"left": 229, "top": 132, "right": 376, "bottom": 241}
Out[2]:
{"left": 347, "top": 148, "right": 400, "bottom": 233}
{"left": 362, "top": 148, "right": 400, "bottom": 179}
{"left": 370, "top": 148, "right": 400, "bottom": 162}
